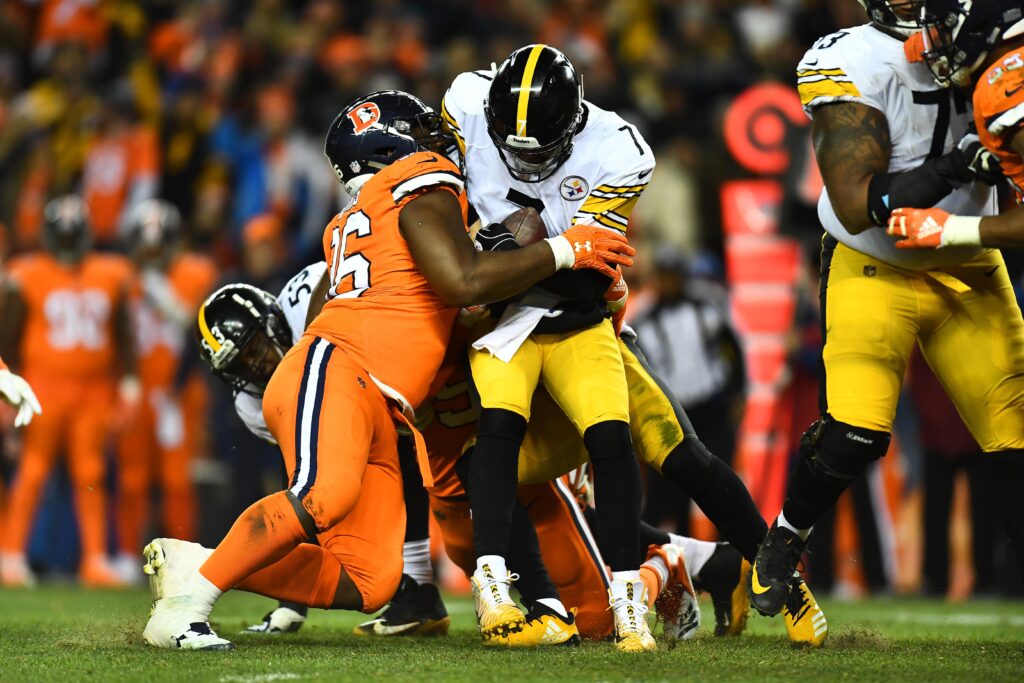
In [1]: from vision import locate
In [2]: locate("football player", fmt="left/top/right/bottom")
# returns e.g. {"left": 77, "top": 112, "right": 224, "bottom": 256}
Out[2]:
{"left": 0, "top": 196, "right": 139, "bottom": 587}
{"left": 113, "top": 200, "right": 217, "bottom": 579}
{"left": 887, "top": 1, "right": 1024, "bottom": 247}
{"left": 748, "top": 0, "right": 1024, "bottom": 618}
{"left": 139, "top": 90, "right": 632, "bottom": 650}
{"left": 0, "top": 356, "right": 41, "bottom": 429}
{"left": 442, "top": 44, "right": 827, "bottom": 649}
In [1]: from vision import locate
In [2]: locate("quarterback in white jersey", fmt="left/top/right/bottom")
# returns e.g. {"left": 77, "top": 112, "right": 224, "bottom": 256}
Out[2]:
{"left": 747, "top": 0, "right": 1024, "bottom": 621}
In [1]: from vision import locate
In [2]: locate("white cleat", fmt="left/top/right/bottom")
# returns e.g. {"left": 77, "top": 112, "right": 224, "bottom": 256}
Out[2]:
{"left": 142, "top": 538, "right": 213, "bottom": 602}
{"left": 144, "top": 596, "right": 234, "bottom": 650}
{"left": 245, "top": 607, "right": 306, "bottom": 634}
{"left": 0, "top": 553, "right": 36, "bottom": 588}
{"left": 141, "top": 539, "right": 229, "bottom": 651}
{"left": 609, "top": 579, "right": 657, "bottom": 652}
{"left": 647, "top": 544, "right": 701, "bottom": 640}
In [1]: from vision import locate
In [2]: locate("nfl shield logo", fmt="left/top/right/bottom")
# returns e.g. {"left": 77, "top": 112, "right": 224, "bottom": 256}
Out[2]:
{"left": 560, "top": 175, "right": 589, "bottom": 201}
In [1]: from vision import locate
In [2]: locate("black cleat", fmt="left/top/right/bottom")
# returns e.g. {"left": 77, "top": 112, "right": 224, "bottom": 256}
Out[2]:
{"left": 354, "top": 575, "right": 451, "bottom": 637}
{"left": 694, "top": 543, "right": 750, "bottom": 636}
{"left": 747, "top": 522, "right": 806, "bottom": 617}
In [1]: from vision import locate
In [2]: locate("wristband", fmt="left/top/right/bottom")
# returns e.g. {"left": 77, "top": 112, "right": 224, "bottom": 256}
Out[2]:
{"left": 940, "top": 215, "right": 982, "bottom": 247}
{"left": 545, "top": 235, "right": 575, "bottom": 270}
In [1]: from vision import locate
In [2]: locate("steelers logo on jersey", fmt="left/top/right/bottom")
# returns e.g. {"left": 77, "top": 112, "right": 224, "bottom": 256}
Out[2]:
{"left": 560, "top": 175, "right": 588, "bottom": 201}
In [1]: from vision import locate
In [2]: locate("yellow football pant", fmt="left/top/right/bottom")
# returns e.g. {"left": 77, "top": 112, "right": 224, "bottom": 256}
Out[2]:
{"left": 469, "top": 318, "right": 630, "bottom": 433}
{"left": 514, "top": 337, "right": 685, "bottom": 485}
{"left": 821, "top": 240, "right": 1024, "bottom": 451}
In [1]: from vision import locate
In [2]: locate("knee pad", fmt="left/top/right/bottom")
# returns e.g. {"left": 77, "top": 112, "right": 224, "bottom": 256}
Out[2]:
{"left": 583, "top": 420, "right": 633, "bottom": 462}
{"left": 476, "top": 408, "right": 528, "bottom": 444}
{"left": 661, "top": 436, "right": 716, "bottom": 489}
{"left": 801, "top": 415, "right": 890, "bottom": 481}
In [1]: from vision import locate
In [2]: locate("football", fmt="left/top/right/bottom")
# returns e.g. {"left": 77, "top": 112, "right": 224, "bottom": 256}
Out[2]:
{"left": 501, "top": 207, "right": 547, "bottom": 246}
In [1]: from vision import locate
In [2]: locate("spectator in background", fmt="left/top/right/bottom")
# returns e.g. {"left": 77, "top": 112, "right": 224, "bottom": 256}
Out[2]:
{"left": 81, "top": 85, "right": 159, "bottom": 245}
{"left": 908, "top": 351, "right": 1000, "bottom": 597}
{"left": 631, "top": 247, "right": 746, "bottom": 535}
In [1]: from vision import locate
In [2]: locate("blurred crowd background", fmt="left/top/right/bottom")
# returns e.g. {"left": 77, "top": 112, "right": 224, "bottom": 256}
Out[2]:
{"left": 0, "top": 0, "right": 1020, "bottom": 599}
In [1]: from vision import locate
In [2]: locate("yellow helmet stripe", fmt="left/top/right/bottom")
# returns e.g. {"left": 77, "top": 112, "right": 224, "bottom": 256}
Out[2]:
{"left": 515, "top": 44, "right": 547, "bottom": 138}
{"left": 197, "top": 303, "right": 222, "bottom": 353}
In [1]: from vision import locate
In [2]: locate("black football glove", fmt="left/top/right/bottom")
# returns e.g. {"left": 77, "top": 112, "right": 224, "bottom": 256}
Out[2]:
{"left": 473, "top": 222, "right": 520, "bottom": 252}
{"left": 938, "top": 133, "right": 1005, "bottom": 187}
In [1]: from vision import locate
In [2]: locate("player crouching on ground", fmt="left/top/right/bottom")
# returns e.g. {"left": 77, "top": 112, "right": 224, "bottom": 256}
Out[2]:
{"left": 139, "top": 89, "right": 633, "bottom": 651}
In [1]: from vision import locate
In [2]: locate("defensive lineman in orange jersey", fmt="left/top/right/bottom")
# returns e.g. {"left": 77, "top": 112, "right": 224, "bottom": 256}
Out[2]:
{"left": 140, "top": 90, "right": 633, "bottom": 650}
{"left": 0, "top": 196, "right": 139, "bottom": 588}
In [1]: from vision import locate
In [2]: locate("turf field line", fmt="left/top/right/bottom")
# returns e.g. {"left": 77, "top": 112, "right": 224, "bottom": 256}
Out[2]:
{"left": 883, "top": 611, "right": 1024, "bottom": 627}
{"left": 218, "top": 674, "right": 303, "bottom": 683}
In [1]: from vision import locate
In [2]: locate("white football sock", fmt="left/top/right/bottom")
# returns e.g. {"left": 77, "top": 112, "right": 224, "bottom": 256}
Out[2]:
{"left": 476, "top": 554, "right": 508, "bottom": 576}
{"left": 402, "top": 539, "right": 434, "bottom": 585}
{"left": 193, "top": 572, "right": 223, "bottom": 614}
{"left": 668, "top": 535, "right": 716, "bottom": 580}
{"left": 777, "top": 511, "right": 812, "bottom": 541}
{"left": 536, "top": 598, "right": 568, "bottom": 618}
{"left": 641, "top": 554, "right": 670, "bottom": 594}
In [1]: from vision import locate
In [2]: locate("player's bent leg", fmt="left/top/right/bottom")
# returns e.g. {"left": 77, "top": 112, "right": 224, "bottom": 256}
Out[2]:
{"left": 750, "top": 415, "right": 889, "bottom": 617}
{"left": 642, "top": 544, "right": 700, "bottom": 640}
{"left": 620, "top": 334, "right": 768, "bottom": 563}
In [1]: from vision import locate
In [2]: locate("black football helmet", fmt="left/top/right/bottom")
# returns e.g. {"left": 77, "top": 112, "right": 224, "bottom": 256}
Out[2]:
{"left": 856, "top": 1, "right": 926, "bottom": 36}
{"left": 42, "top": 195, "right": 91, "bottom": 264}
{"left": 485, "top": 44, "right": 583, "bottom": 182}
{"left": 324, "top": 90, "right": 453, "bottom": 195}
{"left": 196, "top": 284, "right": 292, "bottom": 396}
{"left": 922, "top": 0, "right": 1024, "bottom": 87}
{"left": 124, "top": 199, "right": 182, "bottom": 269}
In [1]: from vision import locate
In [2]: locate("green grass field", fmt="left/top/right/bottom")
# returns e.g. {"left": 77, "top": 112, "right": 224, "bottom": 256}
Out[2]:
{"left": 1, "top": 587, "right": 1022, "bottom": 682}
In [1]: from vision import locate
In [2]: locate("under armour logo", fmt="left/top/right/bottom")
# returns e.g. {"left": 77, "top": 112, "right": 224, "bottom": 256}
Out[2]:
{"left": 574, "top": 241, "right": 591, "bottom": 253}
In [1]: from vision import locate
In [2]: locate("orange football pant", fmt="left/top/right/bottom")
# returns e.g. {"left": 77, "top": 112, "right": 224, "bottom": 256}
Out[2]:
{"left": 2, "top": 378, "right": 114, "bottom": 561}
{"left": 199, "top": 336, "right": 405, "bottom": 613}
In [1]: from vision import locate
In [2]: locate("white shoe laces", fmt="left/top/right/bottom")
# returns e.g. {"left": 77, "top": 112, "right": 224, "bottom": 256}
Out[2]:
{"left": 476, "top": 568, "right": 519, "bottom": 607}
{"left": 609, "top": 596, "right": 650, "bottom": 634}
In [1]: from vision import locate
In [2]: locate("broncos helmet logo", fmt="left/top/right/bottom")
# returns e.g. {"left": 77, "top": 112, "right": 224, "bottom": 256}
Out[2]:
{"left": 347, "top": 102, "right": 382, "bottom": 134}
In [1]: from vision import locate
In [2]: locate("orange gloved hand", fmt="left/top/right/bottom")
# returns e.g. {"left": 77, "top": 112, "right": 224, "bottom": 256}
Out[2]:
{"left": 549, "top": 224, "right": 636, "bottom": 279}
{"left": 887, "top": 207, "right": 982, "bottom": 249}
{"left": 604, "top": 266, "right": 629, "bottom": 335}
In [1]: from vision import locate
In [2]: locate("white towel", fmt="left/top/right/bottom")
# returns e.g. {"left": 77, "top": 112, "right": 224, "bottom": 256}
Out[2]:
{"left": 472, "top": 304, "right": 548, "bottom": 362}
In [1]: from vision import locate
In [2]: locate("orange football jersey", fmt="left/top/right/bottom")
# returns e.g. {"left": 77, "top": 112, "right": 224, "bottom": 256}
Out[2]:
{"left": 6, "top": 252, "right": 133, "bottom": 382}
{"left": 134, "top": 253, "right": 217, "bottom": 389}
{"left": 974, "top": 49, "right": 1024, "bottom": 200}
{"left": 307, "top": 151, "right": 468, "bottom": 410}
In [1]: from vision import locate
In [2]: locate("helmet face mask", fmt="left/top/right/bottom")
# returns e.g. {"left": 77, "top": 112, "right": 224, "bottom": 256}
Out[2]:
{"left": 126, "top": 199, "right": 182, "bottom": 270}
{"left": 196, "top": 284, "right": 291, "bottom": 397}
{"left": 485, "top": 45, "right": 583, "bottom": 183}
{"left": 921, "top": 0, "right": 1024, "bottom": 88}
{"left": 324, "top": 91, "right": 455, "bottom": 195}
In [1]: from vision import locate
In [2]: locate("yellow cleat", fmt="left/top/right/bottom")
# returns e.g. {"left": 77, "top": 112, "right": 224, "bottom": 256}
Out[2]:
{"left": 783, "top": 578, "right": 828, "bottom": 647}
{"left": 471, "top": 563, "right": 529, "bottom": 646}
{"left": 720, "top": 560, "right": 752, "bottom": 636}
{"left": 609, "top": 579, "right": 657, "bottom": 652}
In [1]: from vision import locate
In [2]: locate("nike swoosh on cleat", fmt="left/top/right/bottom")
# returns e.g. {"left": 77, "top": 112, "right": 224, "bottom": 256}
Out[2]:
{"left": 750, "top": 565, "right": 773, "bottom": 595}
{"left": 373, "top": 621, "right": 421, "bottom": 636}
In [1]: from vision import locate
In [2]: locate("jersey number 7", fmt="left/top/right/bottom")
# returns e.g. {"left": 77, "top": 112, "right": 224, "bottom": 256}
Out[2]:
{"left": 328, "top": 210, "right": 373, "bottom": 299}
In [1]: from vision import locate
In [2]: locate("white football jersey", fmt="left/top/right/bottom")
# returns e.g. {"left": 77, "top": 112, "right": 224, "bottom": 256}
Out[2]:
{"left": 798, "top": 24, "right": 997, "bottom": 270}
{"left": 233, "top": 261, "right": 328, "bottom": 443}
{"left": 441, "top": 70, "right": 654, "bottom": 236}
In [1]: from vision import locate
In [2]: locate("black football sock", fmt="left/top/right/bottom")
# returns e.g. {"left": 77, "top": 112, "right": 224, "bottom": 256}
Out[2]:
{"left": 661, "top": 442, "right": 767, "bottom": 562}
{"left": 584, "top": 420, "right": 642, "bottom": 571}
{"left": 782, "top": 452, "right": 854, "bottom": 531}
{"left": 469, "top": 408, "right": 528, "bottom": 559}
{"left": 506, "top": 497, "right": 559, "bottom": 605}
{"left": 639, "top": 521, "right": 671, "bottom": 548}
{"left": 398, "top": 434, "right": 429, "bottom": 543}
{"left": 988, "top": 449, "right": 1024, "bottom": 583}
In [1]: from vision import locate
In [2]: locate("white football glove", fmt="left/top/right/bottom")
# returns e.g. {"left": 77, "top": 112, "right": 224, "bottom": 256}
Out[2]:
{"left": 0, "top": 369, "right": 42, "bottom": 428}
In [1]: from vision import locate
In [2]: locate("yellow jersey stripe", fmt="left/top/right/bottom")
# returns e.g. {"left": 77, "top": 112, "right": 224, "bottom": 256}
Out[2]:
{"left": 798, "top": 79, "right": 861, "bottom": 106}
{"left": 594, "top": 183, "right": 648, "bottom": 194}
{"left": 796, "top": 67, "right": 847, "bottom": 77}
{"left": 197, "top": 304, "right": 222, "bottom": 353}
{"left": 579, "top": 194, "right": 640, "bottom": 216}
{"left": 440, "top": 100, "right": 461, "bottom": 131}
{"left": 572, "top": 212, "right": 627, "bottom": 232}
{"left": 516, "top": 44, "right": 546, "bottom": 137}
